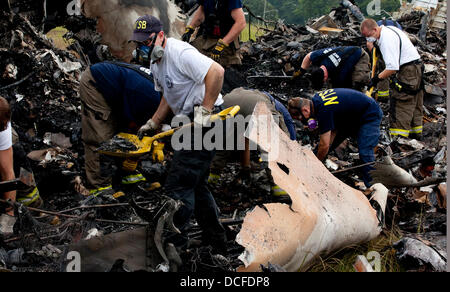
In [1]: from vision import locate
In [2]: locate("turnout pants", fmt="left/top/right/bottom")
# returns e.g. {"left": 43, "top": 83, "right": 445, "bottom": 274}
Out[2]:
{"left": 376, "top": 55, "right": 390, "bottom": 99}
{"left": 389, "top": 63, "right": 424, "bottom": 138}
{"left": 164, "top": 114, "right": 225, "bottom": 241}
{"left": 191, "top": 36, "right": 242, "bottom": 67}
{"left": 351, "top": 50, "right": 371, "bottom": 91}
{"left": 79, "top": 68, "right": 118, "bottom": 189}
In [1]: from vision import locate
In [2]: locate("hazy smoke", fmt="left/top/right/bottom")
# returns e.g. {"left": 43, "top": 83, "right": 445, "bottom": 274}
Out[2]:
{"left": 81, "top": 0, "right": 186, "bottom": 61}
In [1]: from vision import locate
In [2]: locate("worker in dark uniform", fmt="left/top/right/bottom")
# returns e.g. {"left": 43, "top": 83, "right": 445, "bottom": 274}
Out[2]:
{"left": 288, "top": 88, "right": 383, "bottom": 187}
{"left": 79, "top": 62, "right": 161, "bottom": 196}
{"left": 294, "top": 46, "right": 371, "bottom": 91}
{"left": 209, "top": 87, "right": 296, "bottom": 200}
{"left": 181, "top": 0, "right": 246, "bottom": 68}
{"left": 362, "top": 18, "right": 423, "bottom": 139}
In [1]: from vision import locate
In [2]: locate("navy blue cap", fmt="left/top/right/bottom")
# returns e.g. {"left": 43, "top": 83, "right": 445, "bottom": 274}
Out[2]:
{"left": 130, "top": 15, "right": 163, "bottom": 42}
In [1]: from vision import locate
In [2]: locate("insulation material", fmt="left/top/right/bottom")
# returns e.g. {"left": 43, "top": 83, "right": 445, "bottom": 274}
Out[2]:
{"left": 236, "top": 102, "right": 388, "bottom": 272}
{"left": 80, "top": 0, "right": 186, "bottom": 61}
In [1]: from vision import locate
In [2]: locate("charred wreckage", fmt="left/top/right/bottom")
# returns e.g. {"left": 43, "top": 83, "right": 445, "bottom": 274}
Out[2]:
{"left": 0, "top": 0, "right": 447, "bottom": 272}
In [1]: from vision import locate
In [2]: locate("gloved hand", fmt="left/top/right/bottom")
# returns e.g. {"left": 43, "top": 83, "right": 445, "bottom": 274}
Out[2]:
{"left": 194, "top": 105, "right": 213, "bottom": 127}
{"left": 210, "top": 39, "right": 228, "bottom": 62}
{"left": 292, "top": 67, "right": 307, "bottom": 79}
{"left": 237, "top": 166, "right": 252, "bottom": 185}
{"left": 368, "top": 75, "right": 381, "bottom": 89}
{"left": 137, "top": 118, "right": 158, "bottom": 139}
{"left": 182, "top": 25, "right": 195, "bottom": 42}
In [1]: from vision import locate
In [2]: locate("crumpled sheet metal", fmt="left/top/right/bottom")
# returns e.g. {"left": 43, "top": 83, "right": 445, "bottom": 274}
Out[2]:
{"left": 81, "top": 0, "right": 186, "bottom": 61}
{"left": 236, "top": 102, "right": 388, "bottom": 272}
{"left": 370, "top": 156, "right": 418, "bottom": 188}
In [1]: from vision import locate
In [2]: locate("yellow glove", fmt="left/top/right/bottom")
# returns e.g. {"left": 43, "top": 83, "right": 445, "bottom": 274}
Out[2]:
{"left": 182, "top": 25, "right": 195, "bottom": 42}
{"left": 292, "top": 67, "right": 307, "bottom": 79}
{"left": 211, "top": 39, "right": 228, "bottom": 62}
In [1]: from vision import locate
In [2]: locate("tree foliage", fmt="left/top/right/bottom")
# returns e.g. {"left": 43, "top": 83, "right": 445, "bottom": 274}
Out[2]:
{"left": 244, "top": 0, "right": 401, "bottom": 25}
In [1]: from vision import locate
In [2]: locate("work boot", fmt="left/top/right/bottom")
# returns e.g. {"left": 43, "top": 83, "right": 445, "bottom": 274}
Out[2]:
{"left": 17, "top": 187, "right": 43, "bottom": 209}
{"left": 202, "top": 231, "right": 227, "bottom": 255}
{"left": 236, "top": 166, "right": 252, "bottom": 186}
{"left": 207, "top": 173, "right": 221, "bottom": 185}
{"left": 83, "top": 185, "right": 118, "bottom": 205}
{"left": 408, "top": 133, "right": 422, "bottom": 141}
{"left": 121, "top": 171, "right": 146, "bottom": 186}
{"left": 0, "top": 214, "right": 16, "bottom": 235}
{"left": 271, "top": 185, "right": 292, "bottom": 204}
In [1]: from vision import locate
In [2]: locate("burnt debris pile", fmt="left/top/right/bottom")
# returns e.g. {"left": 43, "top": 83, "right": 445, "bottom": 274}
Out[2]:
{"left": 0, "top": 1, "right": 447, "bottom": 272}
{"left": 239, "top": 1, "right": 447, "bottom": 272}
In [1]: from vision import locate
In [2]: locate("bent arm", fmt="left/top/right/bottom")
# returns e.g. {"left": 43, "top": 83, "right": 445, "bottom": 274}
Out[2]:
{"left": 316, "top": 131, "right": 331, "bottom": 161}
{"left": 202, "top": 62, "right": 224, "bottom": 110}
{"left": 379, "top": 69, "right": 397, "bottom": 80}
{"left": 151, "top": 96, "right": 172, "bottom": 125}
{"left": 301, "top": 53, "right": 313, "bottom": 70}
{"left": 188, "top": 5, "right": 205, "bottom": 28}
{"left": 222, "top": 8, "right": 247, "bottom": 45}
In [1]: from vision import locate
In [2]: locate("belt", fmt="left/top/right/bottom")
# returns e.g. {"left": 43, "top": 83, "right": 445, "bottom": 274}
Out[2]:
{"left": 400, "top": 59, "right": 421, "bottom": 69}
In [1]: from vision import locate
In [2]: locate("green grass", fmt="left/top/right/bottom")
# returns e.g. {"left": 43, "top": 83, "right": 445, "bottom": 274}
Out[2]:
{"left": 306, "top": 227, "right": 404, "bottom": 272}
{"left": 240, "top": 23, "right": 272, "bottom": 42}
{"left": 46, "top": 26, "right": 75, "bottom": 50}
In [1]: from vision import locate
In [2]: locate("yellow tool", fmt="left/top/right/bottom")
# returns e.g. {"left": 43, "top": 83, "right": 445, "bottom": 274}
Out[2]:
{"left": 152, "top": 141, "right": 165, "bottom": 163}
{"left": 122, "top": 158, "right": 139, "bottom": 171}
{"left": 366, "top": 47, "right": 378, "bottom": 98}
{"left": 97, "top": 106, "right": 241, "bottom": 159}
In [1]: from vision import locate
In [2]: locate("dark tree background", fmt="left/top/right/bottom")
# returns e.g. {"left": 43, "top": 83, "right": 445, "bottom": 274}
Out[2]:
{"left": 243, "top": 0, "right": 402, "bottom": 24}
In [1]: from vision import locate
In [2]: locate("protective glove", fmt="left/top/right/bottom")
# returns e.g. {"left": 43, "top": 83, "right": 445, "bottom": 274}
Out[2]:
{"left": 182, "top": 25, "right": 195, "bottom": 43}
{"left": 137, "top": 118, "right": 158, "bottom": 139}
{"left": 368, "top": 75, "right": 381, "bottom": 89}
{"left": 210, "top": 39, "right": 228, "bottom": 62}
{"left": 292, "top": 67, "right": 307, "bottom": 79}
{"left": 236, "top": 166, "right": 252, "bottom": 185}
{"left": 194, "top": 105, "right": 213, "bottom": 127}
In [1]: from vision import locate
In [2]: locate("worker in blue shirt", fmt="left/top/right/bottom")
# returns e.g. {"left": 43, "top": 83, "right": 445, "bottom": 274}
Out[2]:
{"left": 288, "top": 88, "right": 383, "bottom": 187}
{"left": 79, "top": 61, "right": 161, "bottom": 195}
{"left": 294, "top": 46, "right": 371, "bottom": 91}
{"left": 377, "top": 18, "right": 403, "bottom": 30}
{"left": 182, "top": 0, "right": 246, "bottom": 67}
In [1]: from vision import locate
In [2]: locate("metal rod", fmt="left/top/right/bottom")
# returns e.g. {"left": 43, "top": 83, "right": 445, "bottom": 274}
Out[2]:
{"left": 59, "top": 201, "right": 153, "bottom": 214}
{"left": 331, "top": 162, "right": 376, "bottom": 174}
{"left": 0, "top": 199, "right": 148, "bottom": 226}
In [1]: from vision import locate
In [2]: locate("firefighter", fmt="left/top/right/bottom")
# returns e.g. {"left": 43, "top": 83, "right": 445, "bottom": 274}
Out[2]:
{"left": 79, "top": 62, "right": 161, "bottom": 196}
{"left": 361, "top": 18, "right": 423, "bottom": 139}
{"left": 131, "top": 15, "right": 228, "bottom": 253}
{"left": 181, "top": 0, "right": 246, "bottom": 68}
{"left": 294, "top": 46, "right": 371, "bottom": 92}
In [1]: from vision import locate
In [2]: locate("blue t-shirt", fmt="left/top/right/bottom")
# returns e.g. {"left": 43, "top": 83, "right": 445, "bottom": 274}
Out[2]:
{"left": 312, "top": 88, "right": 382, "bottom": 135}
{"left": 263, "top": 92, "right": 296, "bottom": 141}
{"left": 198, "top": 0, "right": 243, "bottom": 38}
{"left": 90, "top": 62, "right": 161, "bottom": 128}
{"left": 310, "top": 46, "right": 362, "bottom": 87}
{"left": 377, "top": 19, "right": 403, "bottom": 30}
